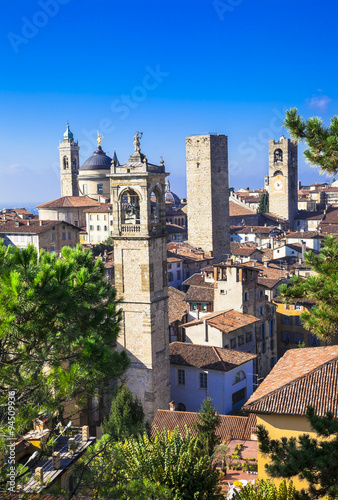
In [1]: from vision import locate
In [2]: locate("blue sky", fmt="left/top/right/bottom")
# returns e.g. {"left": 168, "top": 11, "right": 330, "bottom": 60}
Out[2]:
{"left": 1, "top": 0, "right": 337, "bottom": 206}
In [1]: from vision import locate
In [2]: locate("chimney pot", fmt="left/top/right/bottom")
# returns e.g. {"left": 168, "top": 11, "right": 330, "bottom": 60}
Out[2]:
{"left": 169, "top": 400, "right": 175, "bottom": 411}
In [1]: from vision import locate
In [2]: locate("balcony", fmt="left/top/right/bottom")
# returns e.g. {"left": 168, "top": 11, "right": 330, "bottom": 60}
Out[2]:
{"left": 121, "top": 224, "right": 140, "bottom": 233}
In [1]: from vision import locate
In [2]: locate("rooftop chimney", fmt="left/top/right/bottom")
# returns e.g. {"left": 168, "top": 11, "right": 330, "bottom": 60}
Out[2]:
{"left": 169, "top": 401, "right": 175, "bottom": 411}
{"left": 39, "top": 220, "right": 43, "bottom": 226}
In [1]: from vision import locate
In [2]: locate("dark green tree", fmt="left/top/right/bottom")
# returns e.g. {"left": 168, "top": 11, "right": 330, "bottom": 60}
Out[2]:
{"left": 257, "top": 406, "right": 338, "bottom": 500}
{"left": 102, "top": 384, "right": 146, "bottom": 440}
{"left": 0, "top": 243, "right": 128, "bottom": 446}
{"left": 284, "top": 108, "right": 338, "bottom": 175}
{"left": 258, "top": 193, "right": 269, "bottom": 213}
{"left": 92, "top": 237, "right": 114, "bottom": 257}
{"left": 278, "top": 235, "right": 338, "bottom": 341}
{"left": 193, "top": 397, "right": 220, "bottom": 457}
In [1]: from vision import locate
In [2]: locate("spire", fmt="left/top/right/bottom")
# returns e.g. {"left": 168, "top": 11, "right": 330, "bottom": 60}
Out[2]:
{"left": 113, "top": 150, "right": 119, "bottom": 166}
{"left": 63, "top": 122, "right": 74, "bottom": 143}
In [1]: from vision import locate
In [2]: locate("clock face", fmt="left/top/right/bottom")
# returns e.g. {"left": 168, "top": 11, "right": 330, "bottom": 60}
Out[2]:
{"left": 272, "top": 175, "right": 285, "bottom": 194}
{"left": 274, "top": 179, "right": 283, "bottom": 191}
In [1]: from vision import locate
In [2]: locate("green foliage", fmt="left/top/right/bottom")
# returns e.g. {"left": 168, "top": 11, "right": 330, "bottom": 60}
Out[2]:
{"left": 257, "top": 406, "right": 338, "bottom": 499}
{"left": 193, "top": 397, "right": 221, "bottom": 457}
{"left": 233, "top": 479, "right": 296, "bottom": 500}
{"left": 278, "top": 235, "right": 338, "bottom": 341}
{"left": 258, "top": 193, "right": 269, "bottom": 213}
{"left": 120, "top": 426, "right": 222, "bottom": 499}
{"left": 102, "top": 384, "right": 146, "bottom": 441}
{"left": 0, "top": 243, "right": 128, "bottom": 444}
{"left": 284, "top": 108, "right": 338, "bottom": 175}
{"left": 92, "top": 237, "right": 114, "bottom": 257}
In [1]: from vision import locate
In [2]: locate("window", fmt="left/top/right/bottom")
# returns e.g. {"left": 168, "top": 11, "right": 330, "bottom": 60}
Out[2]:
{"left": 68, "top": 232, "right": 71, "bottom": 240}
{"left": 52, "top": 233, "right": 55, "bottom": 241}
{"left": 294, "top": 316, "right": 301, "bottom": 326}
{"left": 258, "top": 306, "right": 264, "bottom": 316}
{"left": 110, "top": 220, "right": 113, "bottom": 226}
{"left": 74, "top": 220, "right": 78, "bottom": 226}
{"left": 191, "top": 303, "right": 197, "bottom": 311}
{"left": 270, "top": 357, "right": 276, "bottom": 368}
{"left": 14, "top": 235, "right": 18, "bottom": 242}
{"left": 230, "top": 338, "right": 236, "bottom": 349}
{"left": 97, "top": 184, "right": 103, "bottom": 194}
{"left": 202, "top": 303, "right": 208, "bottom": 312}
{"left": 83, "top": 184, "right": 87, "bottom": 194}
{"left": 274, "top": 149, "right": 283, "bottom": 163}
{"left": 177, "top": 270, "right": 181, "bottom": 280}
{"left": 282, "top": 315, "right": 292, "bottom": 325}
{"left": 234, "top": 371, "right": 246, "bottom": 384}
{"left": 97, "top": 226, "right": 101, "bottom": 231}
{"left": 261, "top": 323, "right": 266, "bottom": 340}
{"left": 63, "top": 156, "right": 69, "bottom": 169}
{"left": 21, "top": 235, "right": 25, "bottom": 242}
{"left": 90, "top": 225, "right": 94, "bottom": 231}
{"left": 177, "top": 262, "right": 181, "bottom": 268}
{"left": 295, "top": 304, "right": 302, "bottom": 311}
{"left": 62, "top": 232, "right": 66, "bottom": 241}
{"left": 90, "top": 215, "right": 93, "bottom": 220}
{"left": 199, "top": 372, "right": 207, "bottom": 389}
{"left": 259, "top": 290, "right": 264, "bottom": 298}
{"left": 51, "top": 245, "right": 55, "bottom": 252}
{"left": 232, "top": 387, "right": 246, "bottom": 405}
{"left": 177, "top": 369, "right": 185, "bottom": 386}
{"left": 262, "top": 341, "right": 266, "bottom": 353}
{"left": 238, "top": 335, "right": 244, "bottom": 346}
{"left": 243, "top": 292, "right": 249, "bottom": 302}
{"left": 104, "top": 215, "right": 107, "bottom": 221}
{"left": 282, "top": 332, "right": 291, "bottom": 344}
{"left": 246, "top": 331, "right": 252, "bottom": 343}
{"left": 97, "top": 215, "right": 100, "bottom": 221}
{"left": 104, "top": 225, "right": 108, "bottom": 231}
{"left": 269, "top": 319, "right": 274, "bottom": 337}
{"left": 168, "top": 272, "right": 173, "bottom": 282}
{"left": 168, "top": 264, "right": 172, "bottom": 269}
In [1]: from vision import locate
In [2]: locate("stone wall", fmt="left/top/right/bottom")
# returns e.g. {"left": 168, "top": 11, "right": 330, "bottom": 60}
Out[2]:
{"left": 186, "top": 134, "right": 230, "bottom": 262}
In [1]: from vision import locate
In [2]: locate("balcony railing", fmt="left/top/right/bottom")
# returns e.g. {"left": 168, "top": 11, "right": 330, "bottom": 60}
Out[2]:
{"left": 121, "top": 224, "right": 140, "bottom": 233}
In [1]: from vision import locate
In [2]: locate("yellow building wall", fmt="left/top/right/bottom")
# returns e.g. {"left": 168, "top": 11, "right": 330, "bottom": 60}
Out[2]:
{"left": 257, "top": 414, "right": 319, "bottom": 491}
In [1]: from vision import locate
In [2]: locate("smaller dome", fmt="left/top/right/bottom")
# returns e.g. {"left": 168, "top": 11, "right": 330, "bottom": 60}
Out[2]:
{"left": 63, "top": 123, "right": 74, "bottom": 142}
{"left": 80, "top": 146, "right": 112, "bottom": 171}
{"left": 165, "top": 178, "right": 181, "bottom": 207}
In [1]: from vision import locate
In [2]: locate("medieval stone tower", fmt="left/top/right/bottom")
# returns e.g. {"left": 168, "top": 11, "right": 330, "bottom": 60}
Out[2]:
{"left": 58, "top": 123, "right": 80, "bottom": 197}
{"left": 186, "top": 134, "right": 230, "bottom": 262}
{"left": 109, "top": 133, "right": 170, "bottom": 421}
{"left": 268, "top": 135, "right": 298, "bottom": 225}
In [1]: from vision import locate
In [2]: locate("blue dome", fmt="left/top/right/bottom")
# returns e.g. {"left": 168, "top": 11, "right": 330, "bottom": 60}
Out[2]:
{"left": 80, "top": 146, "right": 112, "bottom": 171}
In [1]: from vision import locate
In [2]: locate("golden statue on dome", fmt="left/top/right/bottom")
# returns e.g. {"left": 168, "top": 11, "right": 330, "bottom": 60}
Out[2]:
{"left": 97, "top": 131, "right": 103, "bottom": 147}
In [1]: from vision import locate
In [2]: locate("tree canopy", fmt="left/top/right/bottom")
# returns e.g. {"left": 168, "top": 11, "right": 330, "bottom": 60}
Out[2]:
{"left": 193, "top": 397, "right": 220, "bottom": 457}
{"left": 284, "top": 108, "right": 338, "bottom": 175}
{"left": 257, "top": 406, "right": 338, "bottom": 500}
{"left": 278, "top": 235, "right": 338, "bottom": 341}
{"left": 0, "top": 243, "right": 128, "bottom": 446}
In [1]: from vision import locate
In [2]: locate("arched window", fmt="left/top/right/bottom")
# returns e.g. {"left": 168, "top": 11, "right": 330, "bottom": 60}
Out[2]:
{"left": 63, "top": 156, "right": 69, "bottom": 169}
{"left": 234, "top": 370, "right": 246, "bottom": 385}
{"left": 121, "top": 189, "right": 140, "bottom": 224}
{"left": 150, "top": 188, "right": 161, "bottom": 223}
{"left": 176, "top": 402, "right": 186, "bottom": 411}
{"left": 274, "top": 170, "right": 283, "bottom": 176}
{"left": 274, "top": 149, "right": 283, "bottom": 163}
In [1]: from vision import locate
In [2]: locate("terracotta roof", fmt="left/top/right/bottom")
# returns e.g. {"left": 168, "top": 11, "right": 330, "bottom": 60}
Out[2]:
{"left": 185, "top": 285, "right": 214, "bottom": 303}
{"left": 0, "top": 219, "right": 79, "bottom": 235}
{"left": 170, "top": 342, "right": 256, "bottom": 372}
{"left": 242, "top": 261, "right": 289, "bottom": 280}
{"left": 37, "top": 196, "right": 102, "bottom": 209}
{"left": 261, "top": 213, "right": 287, "bottom": 223}
{"left": 229, "top": 201, "right": 255, "bottom": 216}
{"left": 167, "top": 250, "right": 185, "bottom": 263}
{"left": 235, "top": 226, "right": 277, "bottom": 235}
{"left": 166, "top": 223, "right": 187, "bottom": 234}
{"left": 231, "top": 246, "right": 263, "bottom": 256}
{"left": 183, "top": 309, "right": 259, "bottom": 333}
{"left": 286, "top": 231, "right": 322, "bottom": 239}
{"left": 244, "top": 346, "right": 338, "bottom": 417}
{"left": 319, "top": 223, "right": 338, "bottom": 234}
{"left": 167, "top": 242, "right": 213, "bottom": 262}
{"left": 183, "top": 273, "right": 214, "bottom": 288}
{"left": 83, "top": 204, "right": 113, "bottom": 213}
{"left": 168, "top": 287, "right": 187, "bottom": 324}
{"left": 151, "top": 410, "right": 257, "bottom": 441}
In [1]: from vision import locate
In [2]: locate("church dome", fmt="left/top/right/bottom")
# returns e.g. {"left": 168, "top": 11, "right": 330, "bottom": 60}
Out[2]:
{"left": 165, "top": 179, "right": 181, "bottom": 207}
{"left": 80, "top": 146, "right": 112, "bottom": 171}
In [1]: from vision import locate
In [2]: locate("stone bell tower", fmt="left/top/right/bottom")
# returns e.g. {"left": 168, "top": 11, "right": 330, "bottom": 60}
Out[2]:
{"left": 108, "top": 133, "right": 170, "bottom": 421}
{"left": 58, "top": 123, "right": 80, "bottom": 197}
{"left": 268, "top": 135, "right": 298, "bottom": 226}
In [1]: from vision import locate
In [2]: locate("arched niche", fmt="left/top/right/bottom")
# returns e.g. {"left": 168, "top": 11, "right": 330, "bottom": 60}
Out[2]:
{"left": 150, "top": 185, "right": 162, "bottom": 223}
{"left": 273, "top": 170, "right": 283, "bottom": 176}
{"left": 120, "top": 188, "right": 141, "bottom": 224}
{"left": 63, "top": 156, "right": 69, "bottom": 169}
{"left": 274, "top": 149, "right": 283, "bottom": 163}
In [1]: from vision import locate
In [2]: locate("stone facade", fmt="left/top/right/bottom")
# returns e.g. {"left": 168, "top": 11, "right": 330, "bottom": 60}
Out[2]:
{"left": 109, "top": 152, "right": 170, "bottom": 421}
{"left": 58, "top": 125, "right": 80, "bottom": 197}
{"left": 268, "top": 136, "right": 298, "bottom": 226}
{"left": 186, "top": 134, "right": 230, "bottom": 262}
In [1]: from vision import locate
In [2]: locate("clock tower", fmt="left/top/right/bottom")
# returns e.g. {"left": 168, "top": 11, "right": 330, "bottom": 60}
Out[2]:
{"left": 268, "top": 135, "right": 298, "bottom": 226}
{"left": 108, "top": 133, "right": 170, "bottom": 421}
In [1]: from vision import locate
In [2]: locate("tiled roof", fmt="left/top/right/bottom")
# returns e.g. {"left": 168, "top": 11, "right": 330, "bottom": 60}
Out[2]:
{"left": 0, "top": 219, "right": 79, "bottom": 235}
{"left": 286, "top": 231, "right": 322, "bottom": 239}
{"left": 151, "top": 410, "right": 257, "bottom": 442}
{"left": 170, "top": 342, "right": 256, "bottom": 372}
{"left": 167, "top": 250, "right": 185, "bottom": 263}
{"left": 319, "top": 223, "right": 338, "bottom": 234}
{"left": 229, "top": 201, "right": 256, "bottom": 216}
{"left": 166, "top": 223, "right": 187, "bottom": 234}
{"left": 185, "top": 285, "right": 214, "bottom": 303}
{"left": 83, "top": 204, "right": 113, "bottom": 213}
{"left": 183, "top": 273, "right": 214, "bottom": 287}
{"left": 168, "top": 287, "right": 187, "bottom": 324}
{"left": 235, "top": 226, "right": 277, "bottom": 235}
{"left": 37, "top": 196, "right": 102, "bottom": 209}
{"left": 231, "top": 246, "right": 263, "bottom": 256}
{"left": 261, "top": 213, "right": 287, "bottom": 223}
{"left": 167, "top": 242, "right": 213, "bottom": 262}
{"left": 244, "top": 346, "right": 338, "bottom": 417}
{"left": 183, "top": 309, "right": 259, "bottom": 333}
